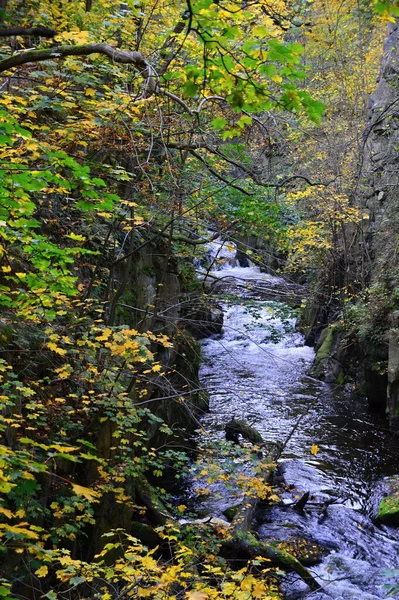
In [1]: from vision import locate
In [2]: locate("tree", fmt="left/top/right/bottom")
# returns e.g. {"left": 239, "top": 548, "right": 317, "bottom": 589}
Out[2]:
{"left": 0, "top": 1, "right": 327, "bottom": 598}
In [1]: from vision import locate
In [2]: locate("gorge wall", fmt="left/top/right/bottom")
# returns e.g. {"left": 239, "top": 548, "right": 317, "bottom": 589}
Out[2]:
{"left": 310, "top": 19, "right": 399, "bottom": 425}
{"left": 362, "top": 19, "right": 399, "bottom": 424}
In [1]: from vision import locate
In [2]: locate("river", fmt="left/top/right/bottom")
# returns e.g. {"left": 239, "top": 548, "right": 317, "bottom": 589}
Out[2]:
{"left": 195, "top": 242, "right": 399, "bottom": 599}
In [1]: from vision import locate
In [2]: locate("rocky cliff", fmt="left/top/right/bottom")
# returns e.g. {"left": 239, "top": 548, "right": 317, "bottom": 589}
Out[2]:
{"left": 358, "top": 19, "right": 399, "bottom": 424}
{"left": 310, "top": 21, "right": 399, "bottom": 425}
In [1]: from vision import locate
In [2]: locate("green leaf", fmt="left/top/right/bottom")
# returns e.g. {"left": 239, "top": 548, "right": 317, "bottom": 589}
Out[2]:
{"left": 211, "top": 117, "right": 227, "bottom": 130}
{"left": 183, "top": 81, "right": 199, "bottom": 97}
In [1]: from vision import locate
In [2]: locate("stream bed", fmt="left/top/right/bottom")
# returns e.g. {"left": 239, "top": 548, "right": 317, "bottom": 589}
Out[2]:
{"left": 196, "top": 254, "right": 399, "bottom": 599}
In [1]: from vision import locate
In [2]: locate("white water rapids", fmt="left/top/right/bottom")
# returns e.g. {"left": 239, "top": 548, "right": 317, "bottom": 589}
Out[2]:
{"left": 194, "top": 239, "right": 399, "bottom": 599}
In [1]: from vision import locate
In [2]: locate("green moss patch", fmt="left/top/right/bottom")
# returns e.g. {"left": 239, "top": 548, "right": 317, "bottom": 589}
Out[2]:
{"left": 378, "top": 478, "right": 399, "bottom": 525}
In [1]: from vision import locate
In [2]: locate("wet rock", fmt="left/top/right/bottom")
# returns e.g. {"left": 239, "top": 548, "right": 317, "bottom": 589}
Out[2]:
{"left": 388, "top": 329, "right": 399, "bottom": 428}
{"left": 181, "top": 300, "right": 223, "bottom": 339}
{"left": 236, "top": 249, "right": 251, "bottom": 267}
{"left": 310, "top": 327, "right": 344, "bottom": 383}
{"left": 223, "top": 504, "right": 240, "bottom": 521}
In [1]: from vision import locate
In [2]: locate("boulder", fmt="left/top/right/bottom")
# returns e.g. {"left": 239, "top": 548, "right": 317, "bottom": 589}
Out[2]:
{"left": 181, "top": 300, "right": 223, "bottom": 339}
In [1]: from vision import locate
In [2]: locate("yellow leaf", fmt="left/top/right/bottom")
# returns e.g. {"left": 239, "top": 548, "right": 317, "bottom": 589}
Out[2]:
{"left": 85, "top": 88, "right": 96, "bottom": 97}
{"left": 35, "top": 565, "right": 48, "bottom": 578}
{"left": 140, "top": 555, "right": 157, "bottom": 569}
{"left": 186, "top": 592, "right": 208, "bottom": 600}
{"left": 47, "top": 342, "right": 67, "bottom": 356}
{"left": 50, "top": 444, "right": 78, "bottom": 453}
{"left": 0, "top": 523, "right": 39, "bottom": 539}
{"left": 252, "top": 581, "right": 267, "bottom": 598}
{"left": 71, "top": 483, "right": 100, "bottom": 502}
{"left": 0, "top": 506, "right": 13, "bottom": 519}
{"left": 310, "top": 444, "right": 319, "bottom": 455}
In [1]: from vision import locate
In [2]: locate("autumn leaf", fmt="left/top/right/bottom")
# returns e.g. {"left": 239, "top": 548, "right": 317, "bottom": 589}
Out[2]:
{"left": 71, "top": 484, "right": 100, "bottom": 502}
{"left": 185, "top": 592, "right": 208, "bottom": 600}
{"left": 310, "top": 444, "right": 319, "bottom": 455}
{"left": 35, "top": 565, "right": 48, "bottom": 578}
{"left": 47, "top": 342, "right": 67, "bottom": 356}
{"left": 0, "top": 506, "right": 13, "bottom": 519}
{"left": 252, "top": 581, "right": 267, "bottom": 598}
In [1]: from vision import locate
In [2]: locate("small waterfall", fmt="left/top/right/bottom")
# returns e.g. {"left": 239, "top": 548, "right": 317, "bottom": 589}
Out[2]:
{"left": 204, "top": 236, "right": 240, "bottom": 269}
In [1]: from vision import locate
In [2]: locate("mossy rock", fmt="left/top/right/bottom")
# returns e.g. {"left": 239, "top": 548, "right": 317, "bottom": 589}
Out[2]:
{"left": 378, "top": 477, "right": 399, "bottom": 525}
{"left": 314, "top": 327, "right": 335, "bottom": 363}
{"left": 131, "top": 521, "right": 162, "bottom": 547}
{"left": 223, "top": 504, "right": 240, "bottom": 521}
{"left": 274, "top": 537, "right": 323, "bottom": 566}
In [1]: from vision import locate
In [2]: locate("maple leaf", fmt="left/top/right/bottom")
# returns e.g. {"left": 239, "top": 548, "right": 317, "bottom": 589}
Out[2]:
{"left": 71, "top": 484, "right": 100, "bottom": 502}
{"left": 35, "top": 565, "right": 48, "bottom": 578}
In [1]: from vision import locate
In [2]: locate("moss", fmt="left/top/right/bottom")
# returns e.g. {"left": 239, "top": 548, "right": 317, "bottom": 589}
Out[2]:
{"left": 378, "top": 477, "right": 399, "bottom": 525}
{"left": 223, "top": 505, "right": 240, "bottom": 521}
{"left": 378, "top": 495, "right": 399, "bottom": 525}
{"left": 314, "top": 327, "right": 335, "bottom": 364}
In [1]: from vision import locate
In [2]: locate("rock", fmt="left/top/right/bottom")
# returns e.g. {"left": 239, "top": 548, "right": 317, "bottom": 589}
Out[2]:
{"left": 378, "top": 476, "right": 399, "bottom": 525}
{"left": 310, "top": 326, "right": 344, "bottom": 383}
{"left": 236, "top": 249, "right": 251, "bottom": 267}
{"left": 388, "top": 329, "right": 399, "bottom": 427}
{"left": 181, "top": 300, "right": 223, "bottom": 339}
{"left": 223, "top": 505, "right": 240, "bottom": 521}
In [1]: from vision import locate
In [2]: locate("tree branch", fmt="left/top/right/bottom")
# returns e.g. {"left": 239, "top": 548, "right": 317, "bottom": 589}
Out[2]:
{"left": 0, "top": 26, "right": 56, "bottom": 37}
{"left": 189, "top": 149, "right": 254, "bottom": 195}
{"left": 0, "top": 43, "right": 154, "bottom": 86}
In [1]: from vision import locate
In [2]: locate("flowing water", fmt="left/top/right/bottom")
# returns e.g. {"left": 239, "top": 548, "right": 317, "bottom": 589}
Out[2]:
{"left": 195, "top": 240, "right": 399, "bottom": 599}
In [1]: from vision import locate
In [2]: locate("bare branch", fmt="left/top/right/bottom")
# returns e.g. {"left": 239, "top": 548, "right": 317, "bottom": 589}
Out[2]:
{"left": 189, "top": 149, "right": 254, "bottom": 195}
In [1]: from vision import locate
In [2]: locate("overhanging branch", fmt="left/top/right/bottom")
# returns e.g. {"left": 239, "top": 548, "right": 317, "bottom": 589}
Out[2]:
{"left": 0, "top": 26, "right": 56, "bottom": 37}
{"left": 0, "top": 43, "right": 155, "bottom": 86}
{"left": 189, "top": 149, "right": 254, "bottom": 196}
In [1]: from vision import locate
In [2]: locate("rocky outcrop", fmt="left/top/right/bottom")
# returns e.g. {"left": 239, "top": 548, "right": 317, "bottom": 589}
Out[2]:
{"left": 181, "top": 298, "right": 223, "bottom": 339}
{"left": 116, "top": 236, "right": 209, "bottom": 442}
{"left": 235, "top": 233, "right": 284, "bottom": 273}
{"left": 388, "top": 329, "right": 399, "bottom": 427}
{"left": 308, "top": 22, "right": 399, "bottom": 422}
{"left": 310, "top": 327, "right": 344, "bottom": 383}
{"left": 355, "top": 20, "right": 399, "bottom": 422}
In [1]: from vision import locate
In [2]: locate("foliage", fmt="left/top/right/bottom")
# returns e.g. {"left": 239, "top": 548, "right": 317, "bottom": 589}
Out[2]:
{"left": 0, "top": 0, "right": 391, "bottom": 597}
{"left": 0, "top": 0, "right": 329, "bottom": 597}
{"left": 281, "top": 0, "right": 385, "bottom": 286}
